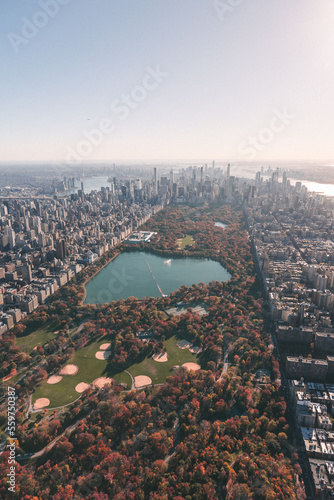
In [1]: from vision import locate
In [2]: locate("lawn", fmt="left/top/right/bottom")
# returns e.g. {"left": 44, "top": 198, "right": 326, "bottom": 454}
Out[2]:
{"left": 32, "top": 335, "right": 200, "bottom": 408}
{"left": 16, "top": 323, "right": 60, "bottom": 354}
{"left": 179, "top": 235, "right": 194, "bottom": 249}
{"left": 127, "top": 335, "right": 201, "bottom": 385}
{"left": 32, "top": 336, "right": 131, "bottom": 408}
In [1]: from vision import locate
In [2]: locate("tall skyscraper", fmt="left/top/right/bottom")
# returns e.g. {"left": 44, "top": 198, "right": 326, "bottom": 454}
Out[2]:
{"left": 8, "top": 227, "right": 15, "bottom": 250}
{"left": 282, "top": 171, "right": 287, "bottom": 190}
{"left": 153, "top": 167, "right": 157, "bottom": 195}
{"left": 56, "top": 239, "right": 67, "bottom": 260}
{"left": 22, "top": 263, "right": 32, "bottom": 284}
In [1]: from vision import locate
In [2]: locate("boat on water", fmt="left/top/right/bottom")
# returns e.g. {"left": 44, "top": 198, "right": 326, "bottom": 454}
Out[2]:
{"left": 164, "top": 259, "right": 172, "bottom": 264}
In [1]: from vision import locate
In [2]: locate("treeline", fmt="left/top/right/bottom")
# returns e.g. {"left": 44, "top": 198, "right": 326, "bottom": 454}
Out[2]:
{"left": 1, "top": 372, "right": 301, "bottom": 498}
{"left": 0, "top": 205, "right": 305, "bottom": 499}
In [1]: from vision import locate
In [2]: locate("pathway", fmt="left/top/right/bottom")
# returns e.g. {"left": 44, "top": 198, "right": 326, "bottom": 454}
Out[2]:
{"left": 124, "top": 370, "right": 135, "bottom": 391}
{"left": 217, "top": 348, "right": 229, "bottom": 383}
{"left": 30, "top": 417, "right": 83, "bottom": 459}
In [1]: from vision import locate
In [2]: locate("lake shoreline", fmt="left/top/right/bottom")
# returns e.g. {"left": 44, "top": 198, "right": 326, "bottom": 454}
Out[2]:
{"left": 84, "top": 250, "right": 231, "bottom": 305}
{"left": 81, "top": 251, "right": 120, "bottom": 305}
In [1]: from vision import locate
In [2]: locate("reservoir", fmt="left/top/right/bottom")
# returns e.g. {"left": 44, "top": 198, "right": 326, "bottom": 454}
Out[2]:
{"left": 84, "top": 251, "right": 231, "bottom": 304}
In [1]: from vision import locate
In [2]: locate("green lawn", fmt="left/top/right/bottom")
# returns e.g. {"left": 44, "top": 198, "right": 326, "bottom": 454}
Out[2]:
{"left": 16, "top": 323, "right": 60, "bottom": 354}
{"left": 127, "top": 336, "right": 201, "bottom": 385}
{"left": 32, "top": 335, "right": 200, "bottom": 408}
{"left": 16, "top": 324, "right": 78, "bottom": 355}
{"left": 180, "top": 235, "right": 194, "bottom": 249}
{"left": 33, "top": 337, "right": 131, "bottom": 408}
{"left": 2, "top": 371, "right": 23, "bottom": 388}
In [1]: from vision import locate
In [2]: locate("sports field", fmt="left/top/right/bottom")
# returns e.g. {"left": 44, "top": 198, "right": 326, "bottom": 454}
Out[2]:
{"left": 32, "top": 335, "right": 201, "bottom": 408}
{"left": 177, "top": 235, "right": 195, "bottom": 249}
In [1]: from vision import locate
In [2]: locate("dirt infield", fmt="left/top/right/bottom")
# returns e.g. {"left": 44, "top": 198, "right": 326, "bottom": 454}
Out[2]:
{"left": 75, "top": 382, "right": 91, "bottom": 393}
{"left": 182, "top": 362, "right": 201, "bottom": 371}
{"left": 95, "top": 350, "right": 111, "bottom": 360}
{"left": 177, "top": 339, "right": 192, "bottom": 349}
{"left": 93, "top": 377, "right": 113, "bottom": 388}
{"left": 152, "top": 352, "right": 168, "bottom": 362}
{"left": 3, "top": 369, "right": 17, "bottom": 382}
{"left": 100, "top": 343, "right": 111, "bottom": 350}
{"left": 134, "top": 375, "right": 152, "bottom": 388}
{"left": 59, "top": 364, "right": 79, "bottom": 375}
{"left": 177, "top": 339, "right": 202, "bottom": 354}
{"left": 47, "top": 375, "right": 63, "bottom": 385}
{"left": 189, "top": 345, "right": 202, "bottom": 354}
{"left": 34, "top": 398, "right": 50, "bottom": 409}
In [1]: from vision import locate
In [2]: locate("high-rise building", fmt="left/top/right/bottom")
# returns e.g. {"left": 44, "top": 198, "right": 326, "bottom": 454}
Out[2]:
{"left": 153, "top": 167, "right": 157, "bottom": 195}
{"left": 8, "top": 227, "right": 15, "bottom": 250}
{"left": 317, "top": 275, "right": 328, "bottom": 292}
{"left": 330, "top": 272, "right": 334, "bottom": 290}
{"left": 22, "top": 263, "right": 32, "bottom": 284}
{"left": 282, "top": 171, "right": 287, "bottom": 190}
{"left": 56, "top": 239, "right": 67, "bottom": 260}
{"left": 38, "top": 232, "right": 46, "bottom": 247}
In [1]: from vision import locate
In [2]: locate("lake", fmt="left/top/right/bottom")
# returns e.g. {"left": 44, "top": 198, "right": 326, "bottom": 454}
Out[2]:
{"left": 84, "top": 251, "right": 231, "bottom": 304}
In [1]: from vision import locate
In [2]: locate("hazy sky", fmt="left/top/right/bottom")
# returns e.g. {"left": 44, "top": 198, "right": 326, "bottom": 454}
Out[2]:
{"left": 1, "top": 0, "right": 334, "bottom": 163}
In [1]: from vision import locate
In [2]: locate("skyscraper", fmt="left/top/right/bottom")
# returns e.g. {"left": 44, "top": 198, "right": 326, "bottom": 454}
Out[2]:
{"left": 22, "top": 263, "right": 32, "bottom": 284}
{"left": 153, "top": 167, "right": 157, "bottom": 195}
{"left": 8, "top": 227, "right": 15, "bottom": 250}
{"left": 56, "top": 239, "right": 67, "bottom": 260}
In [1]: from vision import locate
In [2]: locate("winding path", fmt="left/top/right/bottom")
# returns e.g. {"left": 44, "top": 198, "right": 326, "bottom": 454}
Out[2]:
{"left": 124, "top": 370, "right": 135, "bottom": 391}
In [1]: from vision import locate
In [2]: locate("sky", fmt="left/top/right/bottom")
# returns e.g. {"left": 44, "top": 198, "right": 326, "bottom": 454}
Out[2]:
{"left": 1, "top": 0, "right": 334, "bottom": 164}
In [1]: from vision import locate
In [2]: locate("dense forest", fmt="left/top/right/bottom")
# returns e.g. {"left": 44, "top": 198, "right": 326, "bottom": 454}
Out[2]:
{"left": 0, "top": 205, "right": 305, "bottom": 499}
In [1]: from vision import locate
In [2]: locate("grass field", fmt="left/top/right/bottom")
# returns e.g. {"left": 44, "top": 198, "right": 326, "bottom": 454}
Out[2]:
{"left": 16, "top": 324, "right": 78, "bottom": 355}
{"left": 179, "top": 235, "right": 194, "bottom": 249}
{"left": 32, "top": 336, "right": 131, "bottom": 408}
{"left": 16, "top": 323, "right": 60, "bottom": 354}
{"left": 127, "top": 336, "right": 200, "bottom": 385}
{"left": 32, "top": 335, "right": 201, "bottom": 408}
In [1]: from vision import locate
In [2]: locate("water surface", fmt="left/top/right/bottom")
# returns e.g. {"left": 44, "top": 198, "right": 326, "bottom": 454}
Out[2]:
{"left": 84, "top": 251, "right": 230, "bottom": 304}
